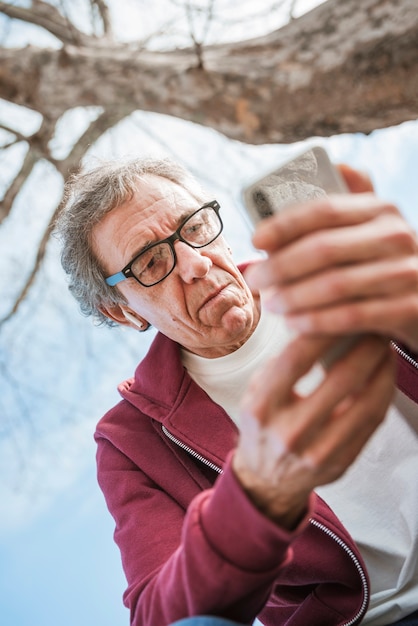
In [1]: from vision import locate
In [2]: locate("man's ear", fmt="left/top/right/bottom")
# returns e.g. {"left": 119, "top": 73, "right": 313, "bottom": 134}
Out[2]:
{"left": 99, "top": 305, "right": 148, "bottom": 330}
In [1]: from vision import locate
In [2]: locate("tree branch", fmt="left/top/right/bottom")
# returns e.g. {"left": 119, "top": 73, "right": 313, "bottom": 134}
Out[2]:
{"left": 0, "top": 203, "right": 58, "bottom": 325}
{"left": 0, "top": 0, "right": 416, "bottom": 144}
{"left": 91, "top": 0, "right": 113, "bottom": 37}
{"left": 131, "top": 17, "right": 178, "bottom": 50}
{"left": 52, "top": 106, "right": 134, "bottom": 176}
{"left": 183, "top": 0, "right": 217, "bottom": 68}
{"left": 0, "top": 147, "right": 37, "bottom": 224}
{"left": 0, "top": 0, "right": 89, "bottom": 46}
{"left": 289, "top": 0, "right": 298, "bottom": 20}
{"left": 0, "top": 115, "right": 57, "bottom": 223}
{"left": 0, "top": 106, "right": 134, "bottom": 325}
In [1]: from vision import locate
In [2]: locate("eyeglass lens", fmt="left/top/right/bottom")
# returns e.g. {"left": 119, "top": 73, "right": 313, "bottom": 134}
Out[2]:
{"left": 131, "top": 205, "right": 221, "bottom": 286}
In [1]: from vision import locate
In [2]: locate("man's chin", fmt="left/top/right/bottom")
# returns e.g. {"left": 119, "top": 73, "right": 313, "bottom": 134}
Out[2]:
{"left": 220, "top": 305, "right": 256, "bottom": 337}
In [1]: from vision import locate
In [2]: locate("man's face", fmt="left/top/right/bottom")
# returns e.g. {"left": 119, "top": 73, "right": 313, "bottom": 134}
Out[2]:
{"left": 91, "top": 174, "right": 260, "bottom": 358}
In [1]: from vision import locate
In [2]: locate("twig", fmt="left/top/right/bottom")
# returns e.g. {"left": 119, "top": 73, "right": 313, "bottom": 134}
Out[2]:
{"left": 0, "top": 149, "right": 37, "bottom": 224}
{"left": 91, "top": 0, "right": 113, "bottom": 37}
{"left": 0, "top": 107, "right": 133, "bottom": 326}
{"left": 0, "top": 0, "right": 89, "bottom": 46}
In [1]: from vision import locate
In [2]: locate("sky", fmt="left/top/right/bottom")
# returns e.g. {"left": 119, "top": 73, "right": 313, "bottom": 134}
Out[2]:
{"left": 0, "top": 2, "right": 418, "bottom": 626}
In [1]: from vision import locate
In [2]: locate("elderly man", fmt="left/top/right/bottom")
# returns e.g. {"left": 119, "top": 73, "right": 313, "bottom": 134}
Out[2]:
{"left": 57, "top": 157, "right": 418, "bottom": 626}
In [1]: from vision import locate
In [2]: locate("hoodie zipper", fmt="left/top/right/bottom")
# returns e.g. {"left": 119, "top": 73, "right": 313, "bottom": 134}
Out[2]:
{"left": 162, "top": 424, "right": 223, "bottom": 474}
{"left": 162, "top": 424, "right": 369, "bottom": 625}
{"left": 391, "top": 341, "right": 418, "bottom": 369}
{"left": 309, "top": 518, "right": 369, "bottom": 626}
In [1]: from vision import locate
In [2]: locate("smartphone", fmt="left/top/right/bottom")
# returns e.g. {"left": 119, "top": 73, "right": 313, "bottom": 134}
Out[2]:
{"left": 243, "top": 145, "right": 348, "bottom": 226}
{"left": 242, "top": 145, "right": 358, "bottom": 369}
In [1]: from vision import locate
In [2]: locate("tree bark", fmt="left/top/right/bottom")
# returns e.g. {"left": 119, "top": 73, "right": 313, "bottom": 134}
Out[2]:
{"left": 0, "top": 0, "right": 417, "bottom": 145}
{"left": 0, "top": 0, "right": 417, "bottom": 324}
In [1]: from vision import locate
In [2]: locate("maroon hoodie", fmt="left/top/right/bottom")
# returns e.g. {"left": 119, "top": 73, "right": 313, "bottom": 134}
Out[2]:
{"left": 93, "top": 330, "right": 418, "bottom": 626}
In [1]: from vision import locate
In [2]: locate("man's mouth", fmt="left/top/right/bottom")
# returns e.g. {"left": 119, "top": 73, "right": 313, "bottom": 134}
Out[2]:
{"left": 199, "top": 285, "right": 228, "bottom": 311}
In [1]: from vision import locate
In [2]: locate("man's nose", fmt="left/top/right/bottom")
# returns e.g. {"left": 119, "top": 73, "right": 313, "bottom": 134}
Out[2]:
{"left": 174, "top": 240, "right": 212, "bottom": 283}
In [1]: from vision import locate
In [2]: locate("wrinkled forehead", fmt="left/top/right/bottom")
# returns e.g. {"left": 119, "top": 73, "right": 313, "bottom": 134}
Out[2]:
{"left": 124, "top": 173, "right": 205, "bottom": 222}
{"left": 91, "top": 174, "right": 205, "bottom": 270}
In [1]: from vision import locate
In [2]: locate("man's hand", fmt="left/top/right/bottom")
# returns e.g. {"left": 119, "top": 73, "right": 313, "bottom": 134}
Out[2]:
{"left": 233, "top": 333, "right": 395, "bottom": 530}
{"left": 245, "top": 165, "right": 418, "bottom": 352}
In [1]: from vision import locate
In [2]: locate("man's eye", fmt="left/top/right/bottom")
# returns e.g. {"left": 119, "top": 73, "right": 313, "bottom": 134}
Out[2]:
{"left": 145, "top": 248, "right": 165, "bottom": 269}
{"left": 134, "top": 248, "right": 163, "bottom": 276}
{"left": 184, "top": 221, "right": 203, "bottom": 237}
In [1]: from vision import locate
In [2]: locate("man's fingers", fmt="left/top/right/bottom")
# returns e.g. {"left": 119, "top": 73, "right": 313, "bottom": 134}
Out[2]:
{"left": 241, "top": 334, "right": 390, "bottom": 441}
{"left": 303, "top": 348, "right": 395, "bottom": 481}
{"left": 249, "top": 194, "right": 398, "bottom": 256}
{"left": 276, "top": 336, "right": 391, "bottom": 454}
{"left": 285, "top": 294, "right": 418, "bottom": 342}
{"left": 306, "top": 336, "right": 390, "bottom": 421}
{"left": 235, "top": 336, "right": 395, "bottom": 523}
{"left": 264, "top": 256, "right": 418, "bottom": 315}
{"left": 337, "top": 163, "right": 374, "bottom": 194}
{"left": 246, "top": 209, "right": 410, "bottom": 291}
{"left": 241, "top": 335, "right": 334, "bottom": 422}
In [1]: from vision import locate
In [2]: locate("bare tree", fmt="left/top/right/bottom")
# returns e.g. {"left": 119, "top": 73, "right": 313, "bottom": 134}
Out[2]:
{"left": 0, "top": 0, "right": 417, "bottom": 322}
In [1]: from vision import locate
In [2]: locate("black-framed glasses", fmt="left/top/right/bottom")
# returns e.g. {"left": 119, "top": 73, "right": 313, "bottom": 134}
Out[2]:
{"left": 105, "top": 200, "right": 223, "bottom": 288}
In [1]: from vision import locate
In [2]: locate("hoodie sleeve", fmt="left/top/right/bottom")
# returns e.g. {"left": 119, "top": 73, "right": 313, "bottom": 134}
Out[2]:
{"left": 95, "top": 432, "right": 313, "bottom": 626}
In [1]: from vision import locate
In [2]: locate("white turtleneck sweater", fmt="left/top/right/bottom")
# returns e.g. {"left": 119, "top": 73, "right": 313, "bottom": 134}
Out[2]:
{"left": 181, "top": 306, "right": 418, "bottom": 625}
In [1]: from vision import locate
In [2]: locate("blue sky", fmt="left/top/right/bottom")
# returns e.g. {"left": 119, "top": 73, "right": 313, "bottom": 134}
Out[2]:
{"left": 1, "top": 2, "right": 418, "bottom": 625}
{"left": 0, "top": 459, "right": 128, "bottom": 625}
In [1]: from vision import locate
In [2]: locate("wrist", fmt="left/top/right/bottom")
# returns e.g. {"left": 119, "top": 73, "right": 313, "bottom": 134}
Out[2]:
{"left": 232, "top": 452, "right": 310, "bottom": 531}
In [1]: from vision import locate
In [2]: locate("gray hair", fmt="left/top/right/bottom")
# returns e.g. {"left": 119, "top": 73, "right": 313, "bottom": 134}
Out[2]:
{"left": 55, "top": 156, "right": 208, "bottom": 326}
